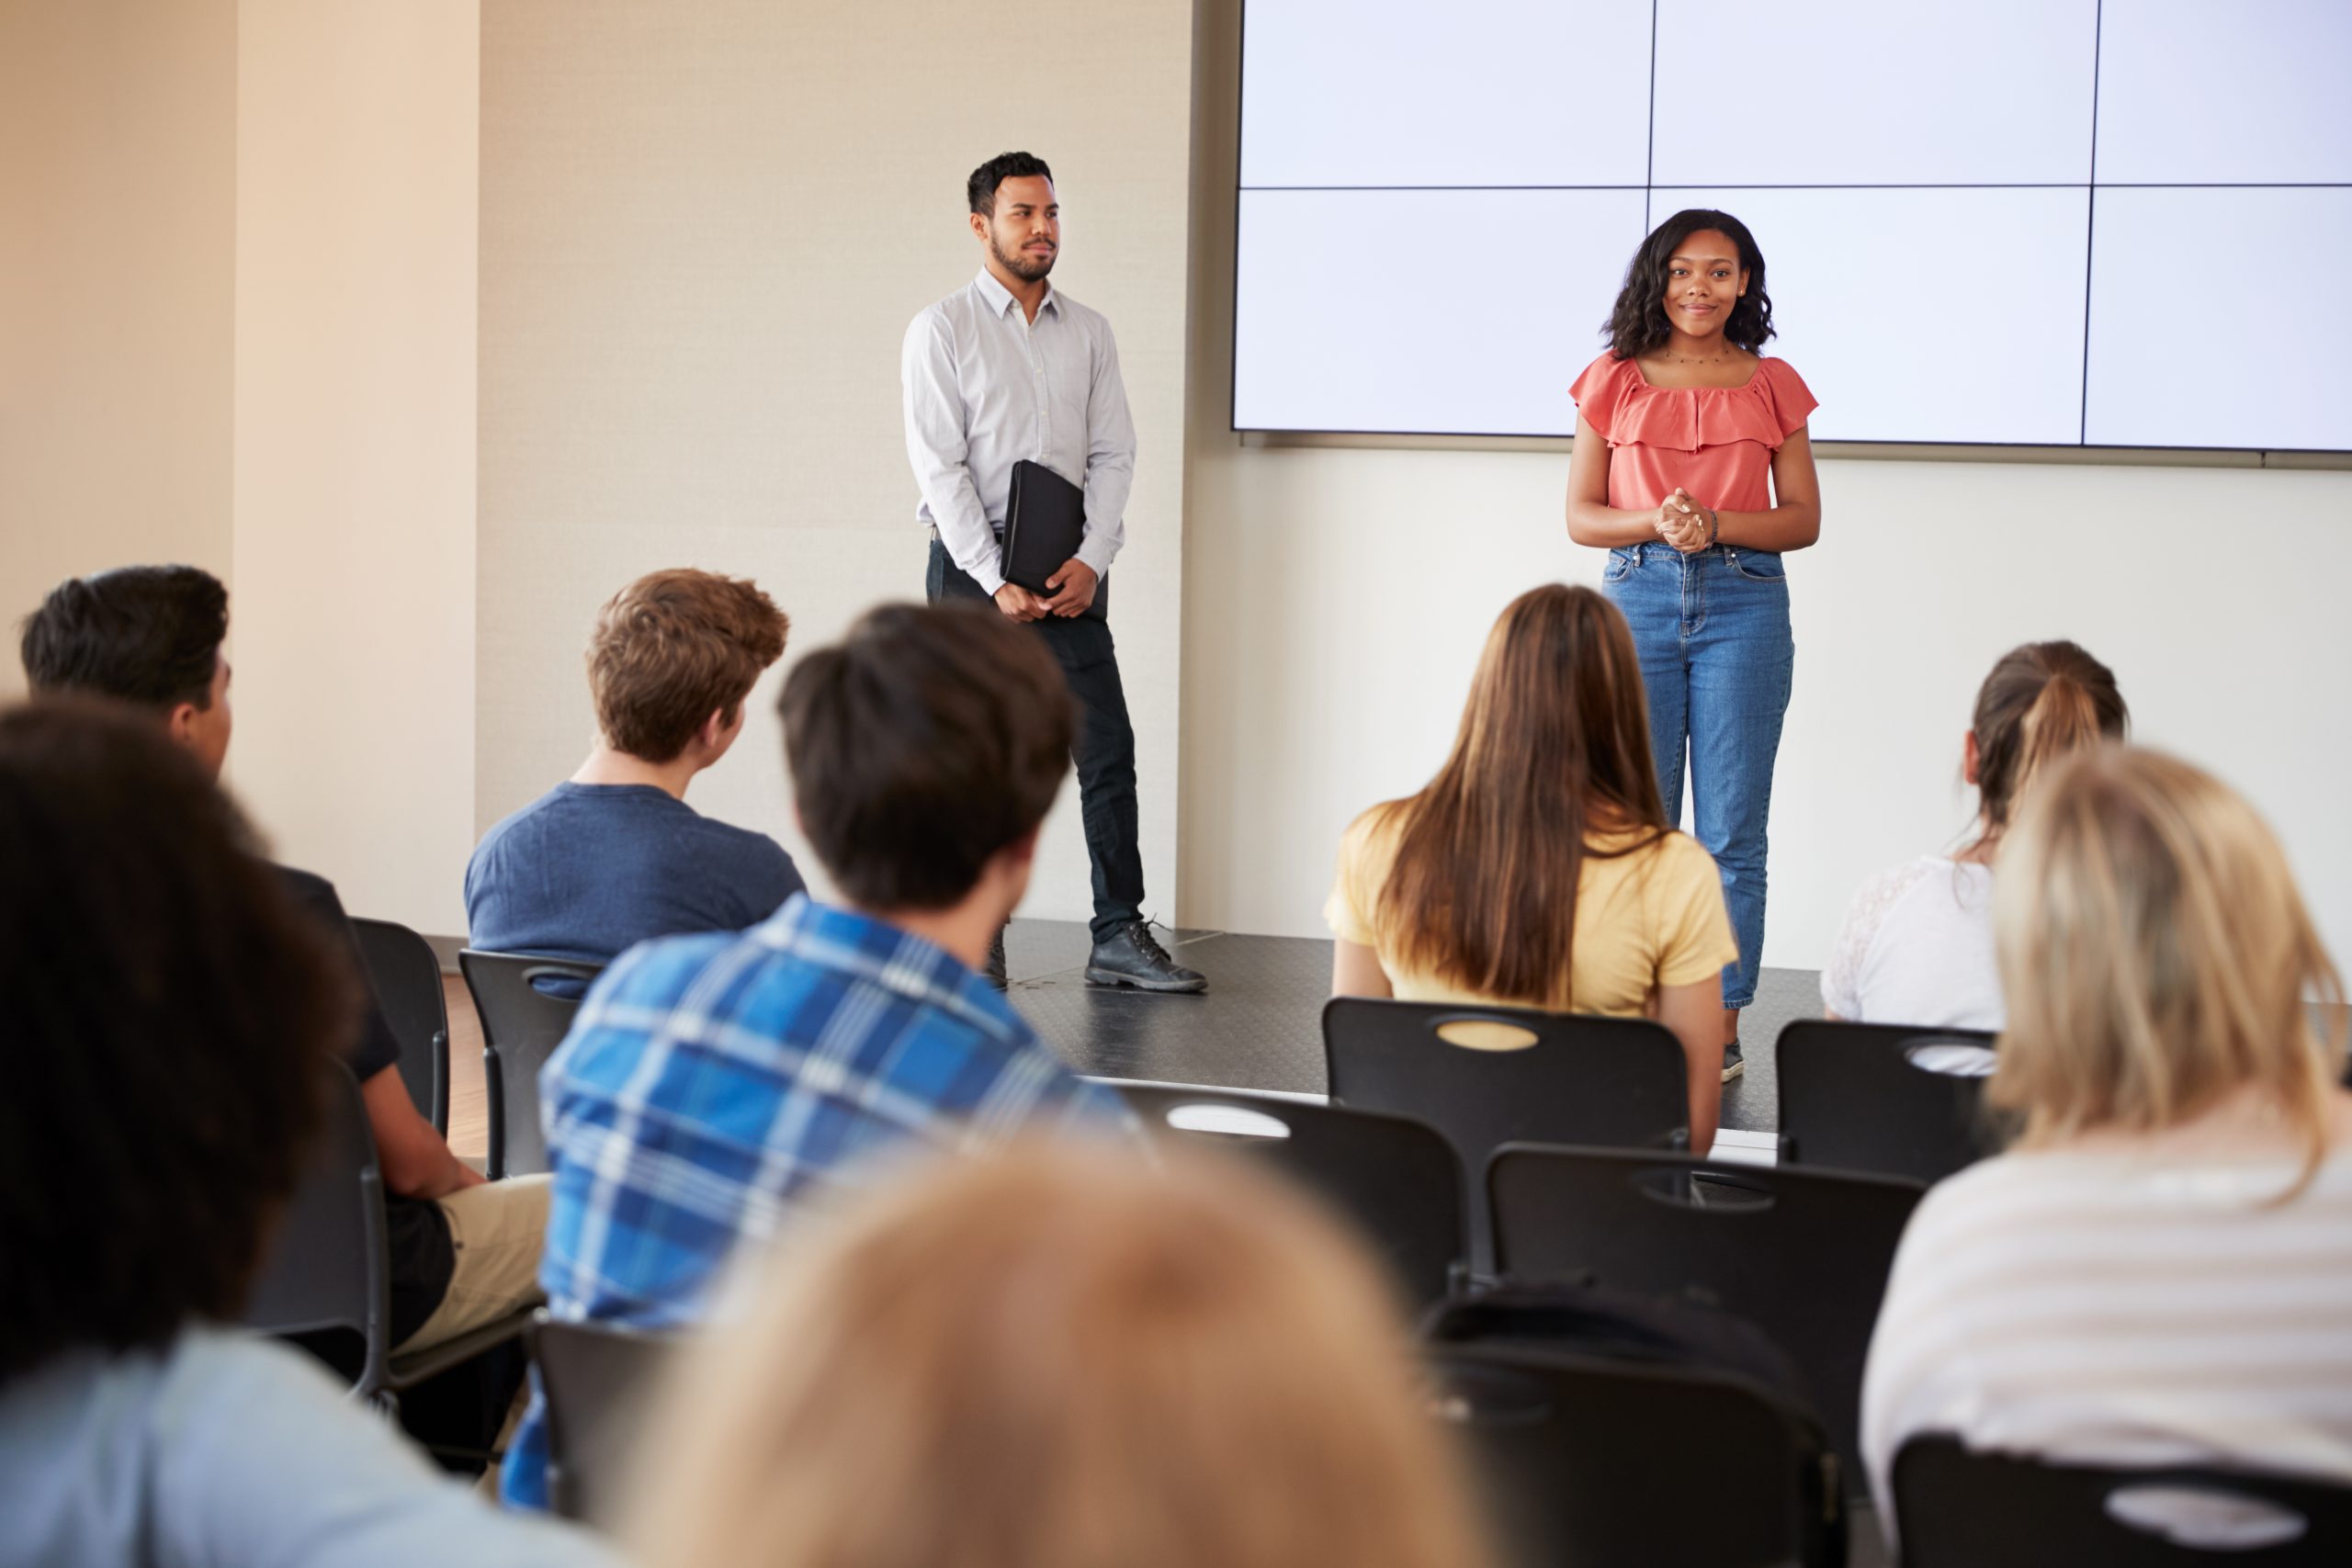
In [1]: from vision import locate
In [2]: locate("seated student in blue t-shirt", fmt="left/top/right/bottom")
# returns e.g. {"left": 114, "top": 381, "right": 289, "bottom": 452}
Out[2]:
{"left": 466, "top": 569, "right": 805, "bottom": 987}
{"left": 499, "top": 600, "right": 1142, "bottom": 1512}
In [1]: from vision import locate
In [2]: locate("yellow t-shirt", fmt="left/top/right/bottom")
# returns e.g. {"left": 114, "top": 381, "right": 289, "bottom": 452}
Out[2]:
{"left": 1324, "top": 804, "right": 1738, "bottom": 1016}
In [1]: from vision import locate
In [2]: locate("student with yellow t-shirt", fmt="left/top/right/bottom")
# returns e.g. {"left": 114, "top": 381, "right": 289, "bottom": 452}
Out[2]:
{"left": 1326, "top": 584, "right": 1738, "bottom": 1155}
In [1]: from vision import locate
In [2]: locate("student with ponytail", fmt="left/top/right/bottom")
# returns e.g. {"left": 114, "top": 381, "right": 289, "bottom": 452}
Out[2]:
{"left": 1820, "top": 640, "right": 2126, "bottom": 1028}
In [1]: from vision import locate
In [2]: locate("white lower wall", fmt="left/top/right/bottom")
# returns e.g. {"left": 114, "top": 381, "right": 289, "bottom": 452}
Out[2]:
{"left": 1180, "top": 443, "right": 2352, "bottom": 972}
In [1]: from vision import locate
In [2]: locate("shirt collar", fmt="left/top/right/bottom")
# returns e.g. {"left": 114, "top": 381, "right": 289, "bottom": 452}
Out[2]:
{"left": 753, "top": 893, "right": 1037, "bottom": 1043}
{"left": 973, "top": 267, "right": 1058, "bottom": 321}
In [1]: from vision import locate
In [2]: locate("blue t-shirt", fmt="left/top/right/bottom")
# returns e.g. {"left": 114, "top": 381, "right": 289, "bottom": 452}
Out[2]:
{"left": 464, "top": 783, "right": 804, "bottom": 974}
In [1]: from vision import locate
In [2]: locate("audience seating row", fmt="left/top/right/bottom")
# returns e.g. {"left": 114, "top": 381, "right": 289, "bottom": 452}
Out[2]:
{"left": 424, "top": 941, "right": 2006, "bottom": 1213}
{"left": 1325, "top": 995, "right": 1999, "bottom": 1191}
{"left": 1124, "top": 1076, "right": 1916, "bottom": 1493}
{"left": 526, "top": 1261, "right": 2352, "bottom": 1567}
{"left": 386, "top": 937, "right": 2352, "bottom": 1561}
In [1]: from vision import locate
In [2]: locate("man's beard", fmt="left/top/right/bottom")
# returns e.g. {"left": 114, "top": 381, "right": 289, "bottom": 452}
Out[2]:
{"left": 990, "top": 233, "right": 1057, "bottom": 282}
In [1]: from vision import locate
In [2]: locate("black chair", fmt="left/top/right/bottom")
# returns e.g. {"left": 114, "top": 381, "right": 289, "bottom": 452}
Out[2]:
{"left": 529, "top": 1313, "right": 681, "bottom": 1525}
{"left": 1323, "top": 996, "right": 1690, "bottom": 1272}
{"left": 1894, "top": 1433, "right": 2352, "bottom": 1565}
{"left": 1777, "top": 1018, "right": 2002, "bottom": 1184}
{"left": 458, "top": 949, "right": 604, "bottom": 1179}
{"left": 352, "top": 916, "right": 451, "bottom": 1132}
{"left": 244, "top": 1060, "right": 533, "bottom": 1405}
{"left": 1430, "top": 1343, "right": 1843, "bottom": 1568}
{"left": 1114, "top": 1082, "right": 1465, "bottom": 1306}
{"left": 1488, "top": 1144, "right": 1925, "bottom": 1496}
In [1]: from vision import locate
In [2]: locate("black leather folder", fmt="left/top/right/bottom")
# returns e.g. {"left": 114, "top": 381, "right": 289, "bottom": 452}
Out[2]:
{"left": 1002, "top": 458, "right": 1104, "bottom": 618}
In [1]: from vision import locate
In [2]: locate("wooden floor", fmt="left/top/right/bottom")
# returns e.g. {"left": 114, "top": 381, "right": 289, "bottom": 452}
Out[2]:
{"left": 444, "top": 975, "right": 489, "bottom": 1167}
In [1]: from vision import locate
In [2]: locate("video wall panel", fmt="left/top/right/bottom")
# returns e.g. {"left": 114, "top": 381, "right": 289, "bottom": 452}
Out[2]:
{"left": 1233, "top": 0, "right": 2352, "bottom": 450}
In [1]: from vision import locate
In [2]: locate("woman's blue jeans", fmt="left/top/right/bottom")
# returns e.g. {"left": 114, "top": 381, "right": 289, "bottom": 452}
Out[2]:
{"left": 1602, "top": 542, "right": 1794, "bottom": 1011}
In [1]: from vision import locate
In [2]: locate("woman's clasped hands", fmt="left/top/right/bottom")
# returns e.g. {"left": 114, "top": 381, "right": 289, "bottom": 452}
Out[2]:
{"left": 1656, "top": 488, "right": 1716, "bottom": 554}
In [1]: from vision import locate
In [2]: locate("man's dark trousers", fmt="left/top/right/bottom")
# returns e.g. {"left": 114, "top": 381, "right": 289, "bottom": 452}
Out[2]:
{"left": 925, "top": 537, "right": 1145, "bottom": 943}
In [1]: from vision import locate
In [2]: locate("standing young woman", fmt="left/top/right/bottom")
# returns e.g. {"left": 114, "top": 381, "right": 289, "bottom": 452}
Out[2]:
{"left": 1566, "top": 209, "right": 1822, "bottom": 1077}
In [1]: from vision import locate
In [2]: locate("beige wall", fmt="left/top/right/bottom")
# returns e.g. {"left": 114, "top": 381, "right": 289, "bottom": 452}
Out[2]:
{"left": 477, "top": 0, "right": 1195, "bottom": 930}
{"left": 1181, "top": 0, "right": 2352, "bottom": 969}
{"left": 230, "top": 0, "right": 481, "bottom": 934}
{"left": 0, "top": 0, "right": 237, "bottom": 699}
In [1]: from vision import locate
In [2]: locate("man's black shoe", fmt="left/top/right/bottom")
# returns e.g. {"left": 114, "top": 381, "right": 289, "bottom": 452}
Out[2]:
{"left": 984, "top": 927, "right": 1009, "bottom": 991}
{"left": 1085, "top": 919, "right": 1206, "bottom": 994}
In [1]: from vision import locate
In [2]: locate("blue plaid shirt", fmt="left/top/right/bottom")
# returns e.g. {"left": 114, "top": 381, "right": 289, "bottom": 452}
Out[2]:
{"left": 501, "top": 895, "right": 1136, "bottom": 1510}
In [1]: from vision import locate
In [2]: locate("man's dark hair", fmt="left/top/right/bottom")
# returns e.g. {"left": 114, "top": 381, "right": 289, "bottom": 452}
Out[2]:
{"left": 780, "top": 603, "right": 1073, "bottom": 910}
{"left": 0, "top": 700, "right": 356, "bottom": 1382}
{"left": 1604, "top": 208, "right": 1775, "bottom": 361}
{"left": 18, "top": 564, "right": 228, "bottom": 710}
{"left": 967, "top": 152, "right": 1054, "bottom": 217}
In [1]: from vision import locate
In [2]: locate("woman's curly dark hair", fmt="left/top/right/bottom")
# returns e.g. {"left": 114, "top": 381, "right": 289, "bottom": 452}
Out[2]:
{"left": 1603, "top": 209, "right": 1775, "bottom": 360}
{"left": 0, "top": 700, "right": 357, "bottom": 1383}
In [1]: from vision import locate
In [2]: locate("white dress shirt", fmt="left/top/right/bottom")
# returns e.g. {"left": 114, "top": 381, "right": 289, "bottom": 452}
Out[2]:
{"left": 902, "top": 269, "right": 1136, "bottom": 597}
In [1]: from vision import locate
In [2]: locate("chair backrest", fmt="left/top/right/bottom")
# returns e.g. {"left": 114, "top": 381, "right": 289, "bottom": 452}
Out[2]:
{"left": 1323, "top": 996, "right": 1689, "bottom": 1272}
{"left": 530, "top": 1314, "right": 682, "bottom": 1525}
{"left": 243, "top": 1059, "right": 390, "bottom": 1397}
{"left": 1487, "top": 1144, "right": 1925, "bottom": 1495}
{"left": 1430, "top": 1342, "right": 1841, "bottom": 1568}
{"left": 1114, "top": 1083, "right": 1465, "bottom": 1306}
{"left": 1777, "top": 1018, "right": 2001, "bottom": 1183}
{"left": 458, "top": 949, "right": 604, "bottom": 1179}
{"left": 351, "top": 916, "right": 451, "bottom": 1133}
{"left": 1893, "top": 1433, "right": 2352, "bottom": 1566}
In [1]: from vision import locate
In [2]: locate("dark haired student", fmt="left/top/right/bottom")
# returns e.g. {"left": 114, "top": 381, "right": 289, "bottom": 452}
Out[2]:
{"left": 901, "top": 150, "right": 1204, "bottom": 995}
{"left": 1565, "top": 209, "right": 1823, "bottom": 1078}
{"left": 0, "top": 704, "right": 607, "bottom": 1566}
{"left": 20, "top": 566, "right": 548, "bottom": 1357}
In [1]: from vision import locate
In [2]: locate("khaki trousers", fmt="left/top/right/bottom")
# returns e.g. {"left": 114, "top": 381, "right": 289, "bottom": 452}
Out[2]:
{"left": 395, "top": 1174, "right": 552, "bottom": 1352}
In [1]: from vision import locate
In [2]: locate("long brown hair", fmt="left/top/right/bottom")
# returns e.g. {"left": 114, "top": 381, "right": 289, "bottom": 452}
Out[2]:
{"left": 1970, "top": 639, "right": 2126, "bottom": 839}
{"left": 622, "top": 1142, "right": 1493, "bottom": 1568}
{"left": 1992, "top": 748, "right": 2346, "bottom": 1189}
{"left": 1373, "top": 584, "right": 1668, "bottom": 1011}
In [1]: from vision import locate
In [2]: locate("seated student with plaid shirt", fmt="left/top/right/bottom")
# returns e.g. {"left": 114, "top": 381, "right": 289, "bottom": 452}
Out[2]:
{"left": 502, "top": 601, "right": 1141, "bottom": 1511}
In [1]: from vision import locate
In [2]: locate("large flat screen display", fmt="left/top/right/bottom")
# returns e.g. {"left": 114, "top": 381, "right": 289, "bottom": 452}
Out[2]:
{"left": 1233, "top": 0, "right": 2352, "bottom": 449}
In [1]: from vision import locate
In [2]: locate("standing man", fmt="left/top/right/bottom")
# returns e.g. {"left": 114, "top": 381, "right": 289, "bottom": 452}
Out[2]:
{"left": 902, "top": 151, "right": 1204, "bottom": 994}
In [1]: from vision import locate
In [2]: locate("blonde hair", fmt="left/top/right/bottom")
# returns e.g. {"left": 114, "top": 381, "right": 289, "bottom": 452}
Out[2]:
{"left": 622, "top": 1142, "right": 1492, "bottom": 1568}
{"left": 1992, "top": 747, "right": 2346, "bottom": 1177}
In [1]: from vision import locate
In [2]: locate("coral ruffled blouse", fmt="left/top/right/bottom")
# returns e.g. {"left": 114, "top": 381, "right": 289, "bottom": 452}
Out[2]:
{"left": 1569, "top": 353, "right": 1818, "bottom": 514}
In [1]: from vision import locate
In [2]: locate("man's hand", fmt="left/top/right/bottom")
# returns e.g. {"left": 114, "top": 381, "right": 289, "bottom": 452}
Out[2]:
{"left": 1041, "top": 558, "right": 1100, "bottom": 618}
{"left": 993, "top": 581, "right": 1050, "bottom": 623}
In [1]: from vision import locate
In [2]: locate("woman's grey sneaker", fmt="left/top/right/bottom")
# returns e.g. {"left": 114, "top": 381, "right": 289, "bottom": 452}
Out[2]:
{"left": 1722, "top": 1037, "right": 1745, "bottom": 1083}
{"left": 1085, "top": 919, "right": 1207, "bottom": 994}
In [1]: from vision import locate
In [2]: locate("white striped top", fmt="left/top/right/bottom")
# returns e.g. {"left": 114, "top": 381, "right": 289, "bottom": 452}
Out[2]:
{"left": 1861, "top": 1100, "right": 2352, "bottom": 1521}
